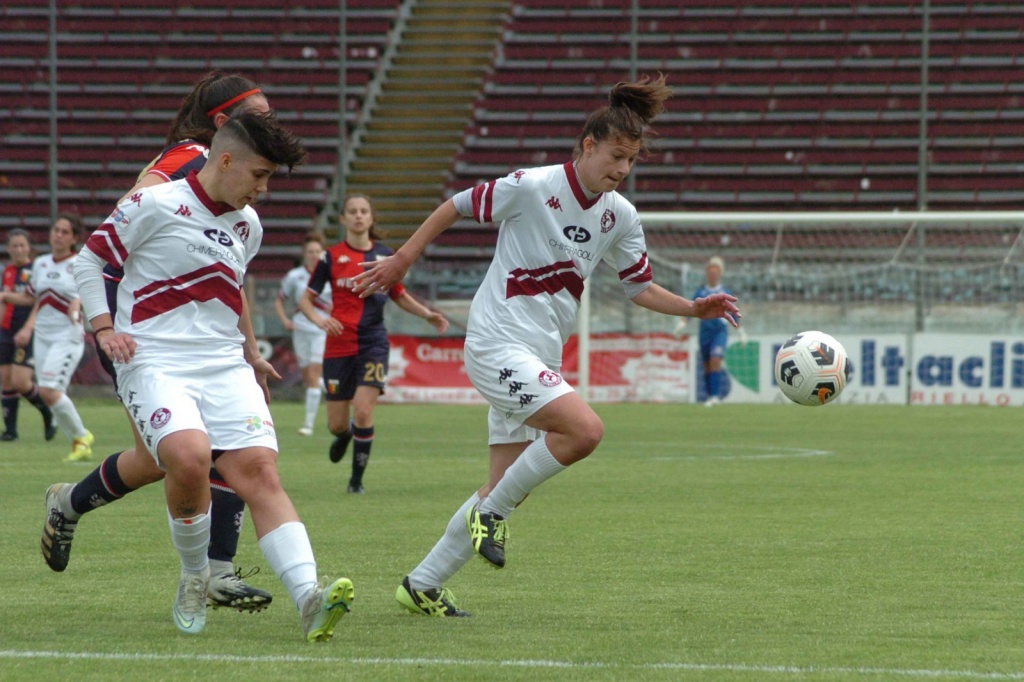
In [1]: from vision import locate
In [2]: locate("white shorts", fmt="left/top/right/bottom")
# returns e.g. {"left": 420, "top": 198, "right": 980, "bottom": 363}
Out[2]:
{"left": 117, "top": 358, "right": 277, "bottom": 467}
{"left": 292, "top": 327, "right": 326, "bottom": 368}
{"left": 464, "top": 338, "right": 574, "bottom": 445}
{"left": 34, "top": 333, "right": 84, "bottom": 392}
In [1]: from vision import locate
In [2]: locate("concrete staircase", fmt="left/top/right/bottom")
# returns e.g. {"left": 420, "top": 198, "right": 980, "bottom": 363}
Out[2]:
{"left": 347, "top": 0, "right": 509, "bottom": 241}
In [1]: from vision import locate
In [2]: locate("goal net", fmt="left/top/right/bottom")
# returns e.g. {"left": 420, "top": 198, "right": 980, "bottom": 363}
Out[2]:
{"left": 579, "top": 211, "right": 1024, "bottom": 402}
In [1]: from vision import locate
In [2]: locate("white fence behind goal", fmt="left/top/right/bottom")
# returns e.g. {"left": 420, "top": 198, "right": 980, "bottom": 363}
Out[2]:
{"left": 579, "top": 211, "right": 1024, "bottom": 401}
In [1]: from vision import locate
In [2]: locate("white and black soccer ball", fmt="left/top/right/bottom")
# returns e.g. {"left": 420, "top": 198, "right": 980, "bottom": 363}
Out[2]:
{"left": 774, "top": 331, "right": 853, "bottom": 406}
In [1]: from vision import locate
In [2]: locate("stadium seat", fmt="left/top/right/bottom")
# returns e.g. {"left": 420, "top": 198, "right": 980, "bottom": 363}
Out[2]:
{"left": 1, "top": 0, "right": 400, "bottom": 276}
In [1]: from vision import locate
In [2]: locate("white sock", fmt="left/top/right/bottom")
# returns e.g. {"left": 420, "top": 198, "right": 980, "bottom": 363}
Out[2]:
{"left": 303, "top": 387, "right": 322, "bottom": 429}
{"left": 408, "top": 492, "right": 479, "bottom": 590}
{"left": 51, "top": 394, "right": 87, "bottom": 440}
{"left": 258, "top": 521, "right": 317, "bottom": 611}
{"left": 167, "top": 504, "right": 211, "bottom": 573}
{"left": 479, "top": 438, "right": 566, "bottom": 518}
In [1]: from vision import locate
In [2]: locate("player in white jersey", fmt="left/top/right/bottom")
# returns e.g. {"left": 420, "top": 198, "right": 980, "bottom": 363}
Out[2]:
{"left": 274, "top": 230, "right": 331, "bottom": 436}
{"left": 357, "top": 75, "right": 741, "bottom": 617}
{"left": 72, "top": 112, "right": 353, "bottom": 640}
{"left": 13, "top": 215, "right": 94, "bottom": 461}
{"left": 38, "top": 72, "right": 274, "bottom": 610}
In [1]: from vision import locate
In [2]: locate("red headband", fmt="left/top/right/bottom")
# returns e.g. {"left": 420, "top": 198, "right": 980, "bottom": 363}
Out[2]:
{"left": 206, "top": 88, "right": 262, "bottom": 117}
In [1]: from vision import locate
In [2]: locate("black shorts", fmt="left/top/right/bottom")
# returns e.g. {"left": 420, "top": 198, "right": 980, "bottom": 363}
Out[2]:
{"left": 323, "top": 345, "right": 389, "bottom": 401}
{"left": 0, "top": 329, "right": 33, "bottom": 368}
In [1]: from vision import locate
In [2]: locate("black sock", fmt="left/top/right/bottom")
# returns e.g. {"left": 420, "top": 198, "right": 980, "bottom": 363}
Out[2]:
{"left": 69, "top": 451, "right": 137, "bottom": 515}
{"left": 2, "top": 391, "right": 18, "bottom": 435}
{"left": 350, "top": 424, "right": 374, "bottom": 486}
{"left": 22, "top": 383, "right": 51, "bottom": 416}
{"left": 208, "top": 467, "right": 244, "bottom": 565}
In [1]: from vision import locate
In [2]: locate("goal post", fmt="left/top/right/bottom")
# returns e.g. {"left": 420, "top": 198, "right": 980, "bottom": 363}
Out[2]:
{"left": 576, "top": 211, "right": 1024, "bottom": 403}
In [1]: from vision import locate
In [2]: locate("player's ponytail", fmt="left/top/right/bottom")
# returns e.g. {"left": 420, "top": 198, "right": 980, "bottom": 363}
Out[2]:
{"left": 573, "top": 73, "right": 672, "bottom": 160}
{"left": 165, "top": 71, "right": 264, "bottom": 147}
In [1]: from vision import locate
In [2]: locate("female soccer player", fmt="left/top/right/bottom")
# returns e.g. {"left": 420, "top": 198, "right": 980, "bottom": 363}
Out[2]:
{"left": 15, "top": 215, "right": 93, "bottom": 461}
{"left": 0, "top": 228, "right": 56, "bottom": 441}
{"left": 274, "top": 230, "right": 331, "bottom": 436}
{"left": 39, "top": 72, "right": 273, "bottom": 612}
{"left": 674, "top": 256, "right": 746, "bottom": 406}
{"left": 74, "top": 111, "right": 353, "bottom": 640}
{"left": 356, "top": 75, "right": 740, "bottom": 616}
{"left": 298, "top": 194, "right": 449, "bottom": 493}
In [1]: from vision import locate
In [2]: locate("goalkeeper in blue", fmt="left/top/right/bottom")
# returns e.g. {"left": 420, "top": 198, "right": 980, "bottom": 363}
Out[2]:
{"left": 675, "top": 256, "right": 746, "bottom": 406}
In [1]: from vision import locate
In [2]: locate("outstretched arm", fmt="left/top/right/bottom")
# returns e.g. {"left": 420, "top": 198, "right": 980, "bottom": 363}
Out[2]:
{"left": 631, "top": 283, "right": 740, "bottom": 327}
{"left": 353, "top": 199, "right": 461, "bottom": 297}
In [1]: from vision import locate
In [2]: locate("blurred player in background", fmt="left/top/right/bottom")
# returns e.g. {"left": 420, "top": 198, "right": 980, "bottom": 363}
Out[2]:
{"left": 299, "top": 194, "right": 448, "bottom": 493}
{"left": 40, "top": 72, "right": 274, "bottom": 612}
{"left": 274, "top": 229, "right": 330, "bottom": 437}
{"left": 16, "top": 215, "right": 93, "bottom": 461}
{"left": 0, "top": 228, "right": 56, "bottom": 442}
{"left": 674, "top": 256, "right": 746, "bottom": 406}
{"left": 72, "top": 111, "right": 353, "bottom": 640}
{"left": 356, "top": 75, "right": 740, "bottom": 616}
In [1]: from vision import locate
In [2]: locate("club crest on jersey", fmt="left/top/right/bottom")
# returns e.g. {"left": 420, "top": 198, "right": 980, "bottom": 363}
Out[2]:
{"left": 150, "top": 407, "right": 171, "bottom": 429}
{"left": 232, "top": 221, "right": 250, "bottom": 242}
{"left": 538, "top": 370, "right": 563, "bottom": 387}
{"left": 600, "top": 209, "right": 616, "bottom": 233}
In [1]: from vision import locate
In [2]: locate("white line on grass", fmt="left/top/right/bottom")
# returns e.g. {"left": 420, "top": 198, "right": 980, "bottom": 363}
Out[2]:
{"left": 2, "top": 650, "right": 1023, "bottom": 679}
{"left": 650, "top": 444, "right": 834, "bottom": 461}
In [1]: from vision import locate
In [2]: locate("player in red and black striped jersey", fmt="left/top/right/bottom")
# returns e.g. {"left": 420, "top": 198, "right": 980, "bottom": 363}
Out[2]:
{"left": 299, "top": 194, "right": 448, "bottom": 493}
{"left": 0, "top": 228, "right": 55, "bottom": 441}
{"left": 41, "top": 73, "right": 277, "bottom": 612}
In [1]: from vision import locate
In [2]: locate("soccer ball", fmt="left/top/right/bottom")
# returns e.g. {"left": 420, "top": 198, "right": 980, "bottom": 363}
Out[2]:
{"left": 774, "top": 331, "right": 853, "bottom": 406}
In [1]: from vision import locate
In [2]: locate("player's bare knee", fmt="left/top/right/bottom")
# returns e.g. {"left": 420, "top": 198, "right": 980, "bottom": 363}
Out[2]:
{"left": 351, "top": 408, "right": 373, "bottom": 428}
{"left": 166, "top": 450, "right": 211, "bottom": 484}
{"left": 570, "top": 414, "right": 604, "bottom": 458}
{"left": 233, "top": 451, "right": 282, "bottom": 491}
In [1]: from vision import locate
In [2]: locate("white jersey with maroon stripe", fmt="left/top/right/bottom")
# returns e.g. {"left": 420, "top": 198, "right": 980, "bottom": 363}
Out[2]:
{"left": 279, "top": 264, "right": 331, "bottom": 335}
{"left": 77, "top": 172, "right": 262, "bottom": 367}
{"left": 29, "top": 252, "right": 84, "bottom": 342}
{"left": 454, "top": 161, "right": 653, "bottom": 367}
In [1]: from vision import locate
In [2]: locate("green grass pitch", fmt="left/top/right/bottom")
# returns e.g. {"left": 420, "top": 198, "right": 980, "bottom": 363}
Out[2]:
{"left": 0, "top": 398, "right": 1021, "bottom": 681}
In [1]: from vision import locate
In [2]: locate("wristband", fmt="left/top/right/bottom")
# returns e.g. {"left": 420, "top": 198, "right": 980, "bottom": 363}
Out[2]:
{"left": 93, "top": 326, "right": 114, "bottom": 335}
